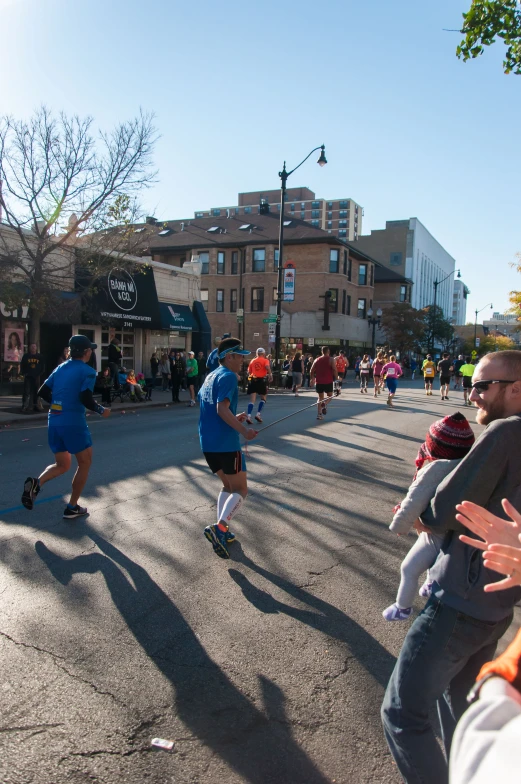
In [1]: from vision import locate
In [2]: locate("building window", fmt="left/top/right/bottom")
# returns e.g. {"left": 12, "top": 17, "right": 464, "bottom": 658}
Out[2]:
{"left": 400, "top": 285, "right": 407, "bottom": 302}
{"left": 200, "top": 252, "right": 209, "bottom": 274}
{"left": 370, "top": 265, "right": 374, "bottom": 287}
{"left": 346, "top": 294, "right": 351, "bottom": 315}
{"left": 329, "top": 248, "right": 339, "bottom": 273}
{"left": 201, "top": 289, "right": 208, "bottom": 311}
{"left": 339, "top": 230, "right": 347, "bottom": 237}
{"left": 251, "top": 287, "right": 264, "bottom": 312}
{"left": 358, "top": 264, "right": 367, "bottom": 286}
{"left": 329, "top": 288, "right": 338, "bottom": 313}
{"left": 235, "top": 207, "right": 239, "bottom": 215}
{"left": 231, "top": 251, "right": 238, "bottom": 275}
{"left": 342, "top": 289, "right": 346, "bottom": 314}
{"left": 230, "top": 289, "right": 237, "bottom": 312}
{"left": 339, "top": 200, "right": 348, "bottom": 209}
{"left": 311, "top": 209, "right": 320, "bottom": 218}
{"left": 300, "top": 211, "right": 306, "bottom": 219}
{"left": 216, "top": 289, "right": 224, "bottom": 312}
{"left": 339, "top": 210, "right": 347, "bottom": 218}
{"left": 217, "top": 251, "right": 225, "bottom": 274}
{"left": 244, "top": 206, "right": 252, "bottom": 214}
{"left": 212, "top": 209, "right": 221, "bottom": 217}
{"left": 311, "top": 201, "right": 320, "bottom": 208}
{"left": 311, "top": 219, "right": 320, "bottom": 226}
{"left": 338, "top": 220, "right": 347, "bottom": 228}
{"left": 301, "top": 203, "right": 305, "bottom": 209}
{"left": 290, "top": 203, "right": 295, "bottom": 211}
{"left": 327, "top": 221, "right": 332, "bottom": 229}
{"left": 253, "top": 248, "right": 266, "bottom": 272}
{"left": 328, "top": 211, "right": 333, "bottom": 219}
{"left": 347, "top": 258, "right": 352, "bottom": 281}
{"left": 273, "top": 286, "right": 278, "bottom": 303}
{"left": 343, "top": 250, "right": 348, "bottom": 275}
{"left": 274, "top": 249, "right": 280, "bottom": 270}
{"left": 357, "top": 298, "right": 366, "bottom": 319}
{"left": 195, "top": 212, "right": 204, "bottom": 218}
{"left": 328, "top": 201, "right": 333, "bottom": 209}
{"left": 390, "top": 252, "right": 402, "bottom": 266}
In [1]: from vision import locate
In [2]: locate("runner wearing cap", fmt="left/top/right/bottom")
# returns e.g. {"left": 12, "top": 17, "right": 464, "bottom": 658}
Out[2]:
{"left": 199, "top": 337, "right": 257, "bottom": 559}
{"left": 185, "top": 350, "right": 198, "bottom": 407}
{"left": 21, "top": 334, "right": 111, "bottom": 519}
{"left": 246, "top": 347, "right": 272, "bottom": 424}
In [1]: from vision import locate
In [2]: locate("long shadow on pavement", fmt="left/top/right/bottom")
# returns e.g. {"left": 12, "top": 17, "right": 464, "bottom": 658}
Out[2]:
{"left": 35, "top": 531, "right": 331, "bottom": 784}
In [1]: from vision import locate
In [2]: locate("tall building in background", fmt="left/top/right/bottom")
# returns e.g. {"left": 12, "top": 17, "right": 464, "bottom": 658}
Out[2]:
{"left": 353, "top": 218, "right": 457, "bottom": 320}
{"left": 452, "top": 279, "right": 469, "bottom": 325}
{"left": 194, "top": 188, "right": 363, "bottom": 241}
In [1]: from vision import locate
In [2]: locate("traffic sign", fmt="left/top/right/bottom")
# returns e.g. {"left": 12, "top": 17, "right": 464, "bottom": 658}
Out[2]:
{"left": 236, "top": 315, "right": 244, "bottom": 323}
{"left": 237, "top": 308, "right": 244, "bottom": 316}
{"left": 475, "top": 337, "right": 480, "bottom": 348}
{"left": 263, "top": 317, "right": 277, "bottom": 323}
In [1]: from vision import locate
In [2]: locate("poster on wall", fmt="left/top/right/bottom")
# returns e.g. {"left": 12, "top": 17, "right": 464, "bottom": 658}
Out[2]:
{"left": 3, "top": 326, "right": 25, "bottom": 361}
{"left": 283, "top": 262, "right": 296, "bottom": 302}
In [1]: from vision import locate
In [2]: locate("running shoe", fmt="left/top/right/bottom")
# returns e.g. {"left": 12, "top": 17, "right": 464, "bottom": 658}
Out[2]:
{"left": 246, "top": 415, "right": 253, "bottom": 424}
{"left": 382, "top": 604, "right": 412, "bottom": 621}
{"left": 316, "top": 413, "right": 323, "bottom": 420}
{"left": 63, "top": 505, "right": 88, "bottom": 519}
{"left": 21, "top": 477, "right": 40, "bottom": 510}
{"left": 419, "top": 580, "right": 433, "bottom": 598}
{"left": 255, "top": 413, "right": 263, "bottom": 423}
{"left": 203, "top": 524, "right": 230, "bottom": 559}
{"left": 386, "top": 397, "right": 392, "bottom": 406}
{"left": 225, "top": 529, "right": 236, "bottom": 545}
{"left": 321, "top": 403, "right": 327, "bottom": 415}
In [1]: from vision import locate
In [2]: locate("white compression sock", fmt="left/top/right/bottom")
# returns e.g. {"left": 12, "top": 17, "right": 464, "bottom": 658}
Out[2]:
{"left": 219, "top": 492, "right": 243, "bottom": 525}
{"left": 217, "top": 490, "right": 231, "bottom": 521}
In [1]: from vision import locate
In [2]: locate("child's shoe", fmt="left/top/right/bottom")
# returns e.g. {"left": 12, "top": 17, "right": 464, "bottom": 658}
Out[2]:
{"left": 383, "top": 603, "right": 412, "bottom": 621}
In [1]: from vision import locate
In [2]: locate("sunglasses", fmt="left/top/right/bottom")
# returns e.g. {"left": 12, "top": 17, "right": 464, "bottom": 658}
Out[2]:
{"left": 471, "top": 379, "right": 516, "bottom": 394}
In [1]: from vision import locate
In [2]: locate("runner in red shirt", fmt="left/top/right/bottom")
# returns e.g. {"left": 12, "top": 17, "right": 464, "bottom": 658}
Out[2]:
{"left": 335, "top": 352, "right": 349, "bottom": 388}
{"left": 310, "top": 346, "right": 339, "bottom": 421}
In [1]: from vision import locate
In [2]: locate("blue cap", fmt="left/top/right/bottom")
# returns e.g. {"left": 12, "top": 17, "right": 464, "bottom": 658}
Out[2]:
{"left": 218, "top": 344, "right": 251, "bottom": 359}
{"left": 69, "top": 335, "right": 97, "bottom": 352}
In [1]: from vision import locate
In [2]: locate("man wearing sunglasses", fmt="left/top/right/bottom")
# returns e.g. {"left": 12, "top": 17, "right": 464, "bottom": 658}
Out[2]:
{"left": 382, "top": 350, "right": 521, "bottom": 784}
{"left": 198, "top": 337, "right": 258, "bottom": 559}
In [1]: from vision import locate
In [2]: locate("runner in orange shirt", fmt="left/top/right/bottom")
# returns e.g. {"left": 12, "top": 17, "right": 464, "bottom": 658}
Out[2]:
{"left": 246, "top": 347, "right": 273, "bottom": 423}
{"left": 335, "top": 351, "right": 349, "bottom": 388}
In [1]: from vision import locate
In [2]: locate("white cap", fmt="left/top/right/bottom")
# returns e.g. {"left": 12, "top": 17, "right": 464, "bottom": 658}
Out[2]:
{"left": 257, "top": 347, "right": 266, "bottom": 354}
{"left": 188, "top": 350, "right": 194, "bottom": 355}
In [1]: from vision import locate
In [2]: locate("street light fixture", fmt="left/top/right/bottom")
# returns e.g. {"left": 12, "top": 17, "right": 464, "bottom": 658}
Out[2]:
{"left": 431, "top": 268, "right": 461, "bottom": 352}
{"left": 474, "top": 302, "right": 493, "bottom": 347}
{"left": 274, "top": 145, "right": 327, "bottom": 375}
{"left": 367, "top": 307, "right": 382, "bottom": 357}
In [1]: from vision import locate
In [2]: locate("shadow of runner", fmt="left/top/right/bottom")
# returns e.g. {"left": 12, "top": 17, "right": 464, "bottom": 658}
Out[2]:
{"left": 229, "top": 548, "right": 396, "bottom": 688}
{"left": 34, "top": 533, "right": 330, "bottom": 784}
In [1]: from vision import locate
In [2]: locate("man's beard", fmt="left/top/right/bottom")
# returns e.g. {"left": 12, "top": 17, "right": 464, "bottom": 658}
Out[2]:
{"left": 476, "top": 389, "right": 507, "bottom": 425}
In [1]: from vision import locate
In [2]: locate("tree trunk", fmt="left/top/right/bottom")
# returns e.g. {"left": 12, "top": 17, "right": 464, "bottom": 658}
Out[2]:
{"left": 29, "top": 313, "right": 40, "bottom": 348}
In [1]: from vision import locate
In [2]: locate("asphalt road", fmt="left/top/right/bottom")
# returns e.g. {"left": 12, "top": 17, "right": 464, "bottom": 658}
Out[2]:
{"left": 0, "top": 381, "right": 484, "bottom": 784}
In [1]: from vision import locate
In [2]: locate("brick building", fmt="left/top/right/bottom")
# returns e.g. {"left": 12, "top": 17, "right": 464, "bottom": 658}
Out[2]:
{"left": 194, "top": 187, "right": 363, "bottom": 242}
{"left": 135, "top": 213, "right": 377, "bottom": 356}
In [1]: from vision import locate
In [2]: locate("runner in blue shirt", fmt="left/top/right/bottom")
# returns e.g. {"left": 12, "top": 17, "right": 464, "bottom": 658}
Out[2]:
{"left": 199, "top": 336, "right": 257, "bottom": 559}
{"left": 21, "top": 335, "right": 111, "bottom": 519}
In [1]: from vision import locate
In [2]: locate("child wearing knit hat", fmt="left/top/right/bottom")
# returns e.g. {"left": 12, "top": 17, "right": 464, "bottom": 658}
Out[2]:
{"left": 383, "top": 412, "right": 475, "bottom": 621}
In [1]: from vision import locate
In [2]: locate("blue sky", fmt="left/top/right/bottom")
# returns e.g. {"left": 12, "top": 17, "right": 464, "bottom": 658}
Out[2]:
{"left": 3, "top": 0, "right": 520, "bottom": 321}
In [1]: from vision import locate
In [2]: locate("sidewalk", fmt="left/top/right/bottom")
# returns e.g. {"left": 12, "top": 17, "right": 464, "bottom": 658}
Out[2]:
{"left": 0, "top": 388, "right": 196, "bottom": 427}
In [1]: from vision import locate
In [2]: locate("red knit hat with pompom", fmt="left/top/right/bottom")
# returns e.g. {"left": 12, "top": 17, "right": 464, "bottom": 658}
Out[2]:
{"left": 415, "top": 412, "right": 475, "bottom": 472}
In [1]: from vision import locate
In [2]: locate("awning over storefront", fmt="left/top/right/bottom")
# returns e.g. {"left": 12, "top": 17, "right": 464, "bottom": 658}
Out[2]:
{"left": 159, "top": 302, "right": 196, "bottom": 332}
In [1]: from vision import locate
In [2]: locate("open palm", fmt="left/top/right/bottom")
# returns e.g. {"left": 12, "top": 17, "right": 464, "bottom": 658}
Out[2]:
{"left": 456, "top": 499, "right": 521, "bottom": 552}
{"left": 483, "top": 536, "right": 521, "bottom": 592}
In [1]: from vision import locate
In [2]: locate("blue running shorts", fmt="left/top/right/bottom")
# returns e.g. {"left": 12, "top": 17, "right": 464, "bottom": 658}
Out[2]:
{"left": 48, "top": 425, "right": 92, "bottom": 455}
{"left": 386, "top": 378, "right": 398, "bottom": 394}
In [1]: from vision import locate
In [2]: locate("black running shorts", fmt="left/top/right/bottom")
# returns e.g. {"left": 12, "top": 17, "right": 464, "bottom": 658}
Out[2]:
{"left": 247, "top": 377, "right": 268, "bottom": 395}
{"left": 462, "top": 377, "right": 472, "bottom": 389}
{"left": 440, "top": 375, "right": 451, "bottom": 385}
{"left": 204, "top": 450, "right": 245, "bottom": 475}
{"left": 316, "top": 382, "right": 333, "bottom": 394}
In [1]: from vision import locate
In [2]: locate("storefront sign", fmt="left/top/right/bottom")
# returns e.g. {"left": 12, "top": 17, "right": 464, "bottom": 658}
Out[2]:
{"left": 0, "top": 302, "right": 30, "bottom": 319}
{"left": 159, "top": 303, "right": 195, "bottom": 332}
{"left": 84, "top": 266, "right": 163, "bottom": 329}
{"left": 283, "top": 262, "right": 296, "bottom": 302}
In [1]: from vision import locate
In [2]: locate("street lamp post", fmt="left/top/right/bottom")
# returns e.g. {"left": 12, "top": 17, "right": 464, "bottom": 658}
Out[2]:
{"left": 474, "top": 303, "right": 493, "bottom": 347}
{"left": 274, "top": 145, "right": 327, "bottom": 377}
{"left": 432, "top": 268, "right": 461, "bottom": 352}
{"left": 366, "top": 307, "right": 382, "bottom": 357}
